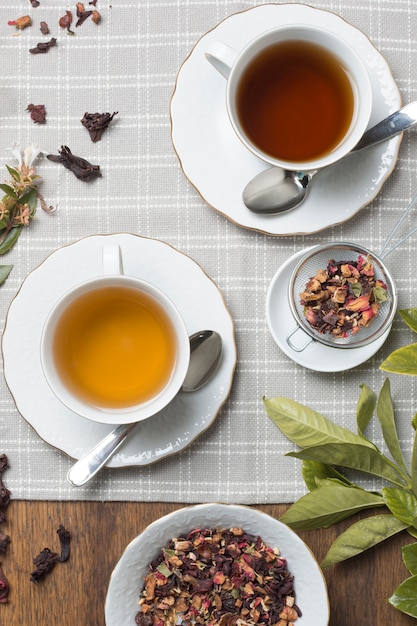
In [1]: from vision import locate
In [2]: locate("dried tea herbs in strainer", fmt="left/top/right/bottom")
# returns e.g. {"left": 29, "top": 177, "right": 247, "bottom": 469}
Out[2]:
{"left": 300, "top": 254, "right": 387, "bottom": 338}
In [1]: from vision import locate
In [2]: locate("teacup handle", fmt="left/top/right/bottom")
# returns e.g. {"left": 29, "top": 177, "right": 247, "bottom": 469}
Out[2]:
{"left": 102, "top": 244, "right": 124, "bottom": 275}
{"left": 205, "top": 41, "right": 238, "bottom": 79}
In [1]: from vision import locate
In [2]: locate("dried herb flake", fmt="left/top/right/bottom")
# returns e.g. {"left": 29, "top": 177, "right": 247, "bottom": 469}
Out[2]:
{"left": 47, "top": 146, "right": 101, "bottom": 181}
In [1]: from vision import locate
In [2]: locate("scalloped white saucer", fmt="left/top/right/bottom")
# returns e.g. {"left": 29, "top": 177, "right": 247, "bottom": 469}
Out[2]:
{"left": 171, "top": 3, "right": 401, "bottom": 236}
{"left": 2, "top": 234, "right": 236, "bottom": 467}
{"left": 266, "top": 249, "right": 391, "bottom": 372}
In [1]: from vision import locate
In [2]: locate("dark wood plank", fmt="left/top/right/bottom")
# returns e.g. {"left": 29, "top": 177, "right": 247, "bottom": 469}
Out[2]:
{"left": 0, "top": 501, "right": 414, "bottom": 625}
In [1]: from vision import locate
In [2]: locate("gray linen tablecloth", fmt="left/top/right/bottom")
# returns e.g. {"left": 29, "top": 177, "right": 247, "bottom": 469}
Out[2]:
{"left": 1, "top": 0, "right": 417, "bottom": 502}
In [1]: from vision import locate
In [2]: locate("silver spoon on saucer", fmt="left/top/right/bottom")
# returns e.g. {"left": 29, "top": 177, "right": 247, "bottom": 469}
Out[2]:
{"left": 243, "top": 101, "right": 417, "bottom": 215}
{"left": 66, "top": 329, "right": 223, "bottom": 487}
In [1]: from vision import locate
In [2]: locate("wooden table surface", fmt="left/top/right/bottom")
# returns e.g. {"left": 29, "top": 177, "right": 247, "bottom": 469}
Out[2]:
{"left": 1, "top": 501, "right": 414, "bottom": 625}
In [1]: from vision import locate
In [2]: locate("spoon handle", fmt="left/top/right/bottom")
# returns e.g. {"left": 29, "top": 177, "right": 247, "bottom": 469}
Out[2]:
{"left": 66, "top": 423, "right": 137, "bottom": 487}
{"left": 354, "top": 101, "right": 417, "bottom": 151}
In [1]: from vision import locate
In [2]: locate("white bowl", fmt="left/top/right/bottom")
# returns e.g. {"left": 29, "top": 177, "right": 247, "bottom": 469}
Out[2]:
{"left": 105, "top": 503, "right": 329, "bottom": 625}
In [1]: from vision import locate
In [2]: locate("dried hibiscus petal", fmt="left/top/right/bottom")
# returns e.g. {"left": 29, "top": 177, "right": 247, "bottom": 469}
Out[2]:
{"left": 47, "top": 146, "right": 101, "bottom": 181}
{"left": 0, "top": 454, "right": 11, "bottom": 523}
{"left": 0, "top": 563, "right": 9, "bottom": 603}
{"left": 0, "top": 532, "right": 10, "bottom": 555}
{"left": 30, "top": 525, "right": 71, "bottom": 583}
{"left": 26, "top": 103, "right": 46, "bottom": 124}
{"left": 29, "top": 37, "right": 57, "bottom": 54}
{"left": 81, "top": 111, "right": 118, "bottom": 142}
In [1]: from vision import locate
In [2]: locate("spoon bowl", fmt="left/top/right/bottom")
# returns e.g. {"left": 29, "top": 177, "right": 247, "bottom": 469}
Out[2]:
{"left": 66, "top": 330, "right": 222, "bottom": 487}
{"left": 243, "top": 101, "right": 417, "bottom": 214}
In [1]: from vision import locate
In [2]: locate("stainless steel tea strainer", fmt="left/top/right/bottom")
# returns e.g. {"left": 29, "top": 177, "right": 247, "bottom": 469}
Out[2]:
{"left": 287, "top": 193, "right": 417, "bottom": 351}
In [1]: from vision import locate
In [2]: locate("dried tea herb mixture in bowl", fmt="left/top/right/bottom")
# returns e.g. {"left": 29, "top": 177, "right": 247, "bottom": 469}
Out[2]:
{"left": 136, "top": 526, "right": 299, "bottom": 625}
{"left": 105, "top": 503, "right": 329, "bottom": 626}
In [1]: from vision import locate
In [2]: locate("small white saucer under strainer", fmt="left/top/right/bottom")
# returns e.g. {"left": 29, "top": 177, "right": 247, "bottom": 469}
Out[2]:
{"left": 287, "top": 193, "right": 417, "bottom": 351}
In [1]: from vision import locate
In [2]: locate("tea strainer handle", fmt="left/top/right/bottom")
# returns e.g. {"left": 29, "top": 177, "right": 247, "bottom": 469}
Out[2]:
{"left": 286, "top": 326, "right": 314, "bottom": 352}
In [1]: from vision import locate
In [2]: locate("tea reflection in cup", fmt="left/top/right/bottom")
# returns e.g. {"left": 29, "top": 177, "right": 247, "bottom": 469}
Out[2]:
{"left": 205, "top": 24, "right": 372, "bottom": 172}
{"left": 40, "top": 244, "right": 190, "bottom": 424}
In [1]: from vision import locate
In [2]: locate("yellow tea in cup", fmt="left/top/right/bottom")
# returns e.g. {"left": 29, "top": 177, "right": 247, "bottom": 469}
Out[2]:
{"left": 52, "top": 285, "right": 177, "bottom": 409}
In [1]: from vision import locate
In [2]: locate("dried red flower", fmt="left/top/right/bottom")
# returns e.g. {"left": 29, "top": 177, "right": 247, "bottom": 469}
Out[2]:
{"left": 26, "top": 104, "right": 46, "bottom": 124}
{"left": 81, "top": 111, "right": 118, "bottom": 142}
{"left": 0, "top": 563, "right": 9, "bottom": 604}
{"left": 30, "top": 525, "right": 71, "bottom": 583}
{"left": 29, "top": 38, "right": 57, "bottom": 54}
{"left": 47, "top": 146, "right": 101, "bottom": 181}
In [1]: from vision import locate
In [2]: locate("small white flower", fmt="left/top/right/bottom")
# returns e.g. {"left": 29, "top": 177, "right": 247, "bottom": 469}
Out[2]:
{"left": 10, "top": 141, "right": 43, "bottom": 168}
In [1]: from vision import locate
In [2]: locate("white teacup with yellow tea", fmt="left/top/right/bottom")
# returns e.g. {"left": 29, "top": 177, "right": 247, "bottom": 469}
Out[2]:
{"left": 40, "top": 245, "right": 190, "bottom": 424}
{"left": 205, "top": 24, "right": 372, "bottom": 172}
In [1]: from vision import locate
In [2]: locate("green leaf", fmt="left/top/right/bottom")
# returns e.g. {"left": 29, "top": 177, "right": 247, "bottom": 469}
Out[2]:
{"left": 376, "top": 379, "right": 408, "bottom": 473}
{"left": 402, "top": 543, "right": 417, "bottom": 575}
{"left": 399, "top": 308, "right": 417, "bottom": 334}
{"left": 412, "top": 430, "right": 417, "bottom": 495}
{"left": 301, "top": 460, "right": 352, "bottom": 491}
{"left": 380, "top": 344, "right": 417, "bottom": 376}
{"left": 280, "top": 480, "right": 384, "bottom": 529}
{"left": 356, "top": 384, "right": 376, "bottom": 439}
{"left": 288, "top": 443, "right": 405, "bottom": 486}
{"left": 0, "top": 226, "right": 22, "bottom": 255}
{"left": 264, "top": 397, "right": 376, "bottom": 450}
{"left": 321, "top": 514, "right": 409, "bottom": 568}
{"left": 382, "top": 487, "right": 417, "bottom": 526}
{"left": 0, "top": 265, "right": 13, "bottom": 285}
{"left": 5, "top": 165, "right": 20, "bottom": 181}
{"left": 0, "top": 184, "right": 17, "bottom": 198}
{"left": 18, "top": 186, "right": 37, "bottom": 210}
{"left": 389, "top": 574, "right": 417, "bottom": 618}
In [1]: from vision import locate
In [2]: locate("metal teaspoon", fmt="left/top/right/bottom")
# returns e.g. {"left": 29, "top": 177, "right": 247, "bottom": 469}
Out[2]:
{"left": 243, "top": 101, "right": 417, "bottom": 214}
{"left": 66, "top": 330, "right": 223, "bottom": 487}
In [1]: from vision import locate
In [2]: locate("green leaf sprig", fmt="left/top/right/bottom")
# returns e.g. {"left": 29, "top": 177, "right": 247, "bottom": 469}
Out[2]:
{"left": 264, "top": 379, "right": 417, "bottom": 620}
{"left": 0, "top": 142, "right": 56, "bottom": 288}
{"left": 380, "top": 307, "right": 417, "bottom": 375}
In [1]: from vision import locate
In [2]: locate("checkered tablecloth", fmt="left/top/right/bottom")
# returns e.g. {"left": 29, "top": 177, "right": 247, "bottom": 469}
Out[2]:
{"left": 1, "top": 0, "right": 417, "bottom": 502}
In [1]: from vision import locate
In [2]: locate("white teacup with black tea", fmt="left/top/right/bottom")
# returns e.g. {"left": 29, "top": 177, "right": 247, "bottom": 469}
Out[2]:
{"left": 206, "top": 24, "right": 372, "bottom": 172}
{"left": 40, "top": 244, "right": 190, "bottom": 424}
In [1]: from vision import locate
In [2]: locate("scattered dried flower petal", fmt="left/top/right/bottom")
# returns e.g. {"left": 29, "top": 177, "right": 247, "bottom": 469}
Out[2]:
{"left": 30, "top": 0, "right": 40, "bottom": 7}
{"left": 30, "top": 525, "right": 71, "bottom": 583}
{"left": 0, "top": 455, "right": 11, "bottom": 523}
{"left": 40, "top": 21, "right": 49, "bottom": 35}
{"left": 0, "top": 563, "right": 9, "bottom": 603}
{"left": 47, "top": 146, "right": 101, "bottom": 181}
{"left": 56, "top": 525, "right": 71, "bottom": 562}
{"left": 59, "top": 10, "right": 73, "bottom": 30}
{"left": 92, "top": 10, "right": 101, "bottom": 23}
{"left": 29, "top": 37, "right": 57, "bottom": 54}
{"left": 81, "top": 111, "right": 118, "bottom": 142}
{"left": 26, "top": 104, "right": 46, "bottom": 124}
{"left": 9, "top": 15, "right": 32, "bottom": 29}
{"left": 76, "top": 10, "right": 93, "bottom": 27}
{"left": 0, "top": 532, "right": 10, "bottom": 555}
